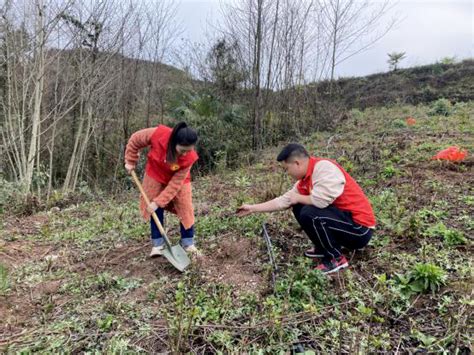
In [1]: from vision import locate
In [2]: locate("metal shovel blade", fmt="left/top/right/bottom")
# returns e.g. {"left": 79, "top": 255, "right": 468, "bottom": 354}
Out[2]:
{"left": 162, "top": 244, "right": 191, "bottom": 272}
{"left": 130, "top": 170, "right": 191, "bottom": 272}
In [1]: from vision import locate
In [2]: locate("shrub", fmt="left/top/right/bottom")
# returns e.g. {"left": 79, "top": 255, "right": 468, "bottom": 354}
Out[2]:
{"left": 429, "top": 98, "right": 452, "bottom": 116}
{"left": 395, "top": 263, "right": 447, "bottom": 296}
{"left": 169, "top": 90, "right": 251, "bottom": 171}
{"left": 424, "top": 222, "right": 466, "bottom": 246}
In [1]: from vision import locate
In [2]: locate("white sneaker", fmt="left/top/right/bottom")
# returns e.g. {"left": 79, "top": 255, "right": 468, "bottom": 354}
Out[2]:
{"left": 150, "top": 245, "right": 165, "bottom": 257}
{"left": 183, "top": 244, "right": 201, "bottom": 256}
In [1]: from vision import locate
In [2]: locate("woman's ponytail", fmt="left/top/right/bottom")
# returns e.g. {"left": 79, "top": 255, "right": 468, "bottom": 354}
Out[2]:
{"left": 166, "top": 122, "right": 198, "bottom": 163}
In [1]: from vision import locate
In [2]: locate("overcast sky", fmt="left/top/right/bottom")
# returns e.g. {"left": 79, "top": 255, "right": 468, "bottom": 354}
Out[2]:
{"left": 175, "top": 0, "right": 473, "bottom": 78}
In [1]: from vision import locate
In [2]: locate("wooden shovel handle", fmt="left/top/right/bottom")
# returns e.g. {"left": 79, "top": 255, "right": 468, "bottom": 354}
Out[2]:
{"left": 130, "top": 170, "right": 171, "bottom": 247}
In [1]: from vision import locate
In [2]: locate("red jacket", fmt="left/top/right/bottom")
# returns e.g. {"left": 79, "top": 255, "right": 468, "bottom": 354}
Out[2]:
{"left": 145, "top": 125, "right": 198, "bottom": 185}
{"left": 297, "top": 157, "right": 376, "bottom": 227}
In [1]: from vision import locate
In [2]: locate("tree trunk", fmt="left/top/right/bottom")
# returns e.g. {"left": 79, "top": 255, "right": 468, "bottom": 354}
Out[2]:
{"left": 252, "top": 0, "right": 264, "bottom": 150}
{"left": 25, "top": 0, "right": 45, "bottom": 193}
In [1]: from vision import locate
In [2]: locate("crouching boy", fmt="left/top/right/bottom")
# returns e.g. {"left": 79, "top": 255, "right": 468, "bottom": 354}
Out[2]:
{"left": 237, "top": 144, "right": 376, "bottom": 274}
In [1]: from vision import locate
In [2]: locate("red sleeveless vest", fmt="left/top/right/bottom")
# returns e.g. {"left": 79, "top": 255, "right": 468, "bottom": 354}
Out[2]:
{"left": 297, "top": 157, "right": 376, "bottom": 227}
{"left": 145, "top": 125, "right": 199, "bottom": 185}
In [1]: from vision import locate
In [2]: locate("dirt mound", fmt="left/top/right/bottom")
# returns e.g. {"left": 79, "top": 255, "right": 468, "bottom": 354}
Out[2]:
{"left": 76, "top": 242, "right": 182, "bottom": 292}
{"left": 196, "top": 237, "right": 267, "bottom": 295}
{"left": 71, "top": 237, "right": 269, "bottom": 299}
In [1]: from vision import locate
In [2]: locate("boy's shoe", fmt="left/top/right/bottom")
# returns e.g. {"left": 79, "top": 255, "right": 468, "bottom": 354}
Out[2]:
{"left": 150, "top": 245, "right": 165, "bottom": 257}
{"left": 314, "top": 255, "right": 349, "bottom": 274}
{"left": 184, "top": 244, "right": 202, "bottom": 256}
{"left": 304, "top": 247, "right": 325, "bottom": 258}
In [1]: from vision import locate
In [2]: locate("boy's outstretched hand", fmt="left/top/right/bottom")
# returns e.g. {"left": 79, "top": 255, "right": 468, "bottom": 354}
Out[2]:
{"left": 236, "top": 204, "right": 254, "bottom": 217}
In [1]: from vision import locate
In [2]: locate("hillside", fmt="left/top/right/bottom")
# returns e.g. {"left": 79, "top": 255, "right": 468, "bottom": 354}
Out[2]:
{"left": 1, "top": 99, "right": 472, "bottom": 352}
{"left": 45, "top": 48, "right": 197, "bottom": 89}
{"left": 305, "top": 59, "right": 474, "bottom": 109}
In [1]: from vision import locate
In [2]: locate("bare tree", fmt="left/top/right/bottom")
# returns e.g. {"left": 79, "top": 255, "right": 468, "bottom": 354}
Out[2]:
{"left": 219, "top": 0, "right": 282, "bottom": 148}
{"left": 0, "top": 0, "right": 183, "bottom": 194}
{"left": 0, "top": 0, "right": 74, "bottom": 194}
{"left": 217, "top": 0, "right": 318, "bottom": 145}
{"left": 142, "top": 0, "right": 181, "bottom": 126}
{"left": 61, "top": 0, "right": 137, "bottom": 192}
{"left": 319, "top": 0, "right": 395, "bottom": 84}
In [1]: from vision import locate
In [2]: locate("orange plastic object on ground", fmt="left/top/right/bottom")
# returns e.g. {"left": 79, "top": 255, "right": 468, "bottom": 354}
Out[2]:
{"left": 432, "top": 146, "right": 468, "bottom": 162}
{"left": 406, "top": 117, "right": 416, "bottom": 126}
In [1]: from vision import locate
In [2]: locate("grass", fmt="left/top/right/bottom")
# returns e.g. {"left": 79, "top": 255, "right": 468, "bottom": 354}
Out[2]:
{"left": 0, "top": 101, "right": 473, "bottom": 352}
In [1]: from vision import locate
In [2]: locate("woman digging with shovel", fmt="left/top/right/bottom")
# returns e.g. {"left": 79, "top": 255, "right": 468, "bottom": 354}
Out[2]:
{"left": 124, "top": 122, "right": 200, "bottom": 261}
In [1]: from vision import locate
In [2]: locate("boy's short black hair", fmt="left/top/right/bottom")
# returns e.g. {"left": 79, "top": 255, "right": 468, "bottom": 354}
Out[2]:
{"left": 277, "top": 143, "right": 309, "bottom": 162}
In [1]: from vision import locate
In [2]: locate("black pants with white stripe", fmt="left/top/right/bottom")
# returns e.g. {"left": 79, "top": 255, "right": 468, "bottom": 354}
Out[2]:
{"left": 292, "top": 204, "right": 373, "bottom": 260}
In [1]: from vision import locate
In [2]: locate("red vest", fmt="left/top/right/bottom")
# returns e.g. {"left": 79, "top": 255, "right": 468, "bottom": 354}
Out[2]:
{"left": 297, "top": 157, "right": 376, "bottom": 227}
{"left": 145, "top": 125, "right": 199, "bottom": 185}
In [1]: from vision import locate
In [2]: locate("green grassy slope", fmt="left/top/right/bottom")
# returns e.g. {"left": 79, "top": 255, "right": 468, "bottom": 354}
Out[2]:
{"left": 1, "top": 100, "right": 473, "bottom": 352}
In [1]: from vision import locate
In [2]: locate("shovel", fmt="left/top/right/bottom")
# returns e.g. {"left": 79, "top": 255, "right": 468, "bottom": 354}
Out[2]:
{"left": 131, "top": 170, "right": 191, "bottom": 272}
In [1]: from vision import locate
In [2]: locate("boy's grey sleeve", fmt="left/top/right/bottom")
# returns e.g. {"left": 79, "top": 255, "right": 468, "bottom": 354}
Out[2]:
{"left": 271, "top": 183, "right": 298, "bottom": 210}
{"left": 310, "top": 161, "right": 346, "bottom": 208}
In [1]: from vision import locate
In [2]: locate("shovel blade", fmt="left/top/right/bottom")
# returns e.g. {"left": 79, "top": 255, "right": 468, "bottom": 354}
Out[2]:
{"left": 162, "top": 244, "right": 191, "bottom": 272}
